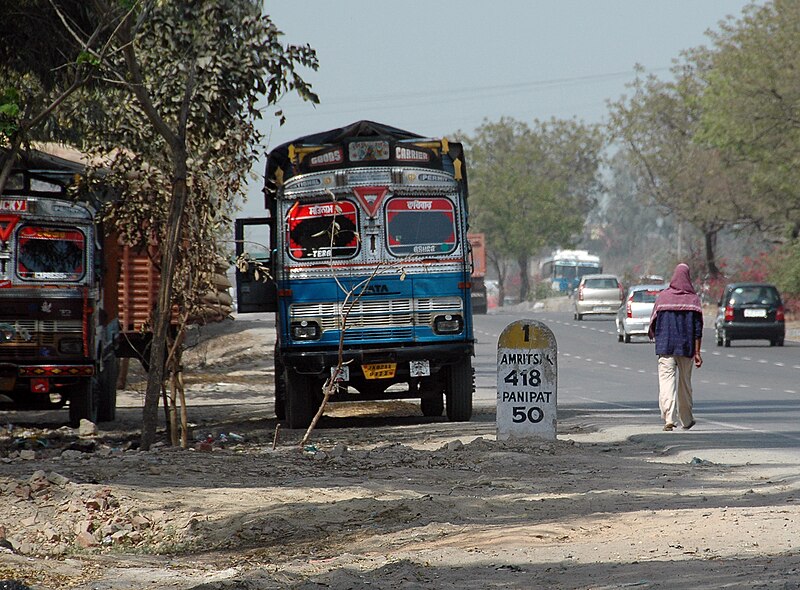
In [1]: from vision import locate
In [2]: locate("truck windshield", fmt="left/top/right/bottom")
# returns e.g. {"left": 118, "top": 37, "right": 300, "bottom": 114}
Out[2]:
{"left": 16, "top": 225, "right": 85, "bottom": 281}
{"left": 286, "top": 200, "right": 359, "bottom": 260}
{"left": 385, "top": 196, "right": 457, "bottom": 257}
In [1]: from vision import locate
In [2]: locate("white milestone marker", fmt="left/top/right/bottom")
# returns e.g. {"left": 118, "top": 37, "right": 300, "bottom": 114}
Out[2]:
{"left": 497, "top": 320, "right": 558, "bottom": 441}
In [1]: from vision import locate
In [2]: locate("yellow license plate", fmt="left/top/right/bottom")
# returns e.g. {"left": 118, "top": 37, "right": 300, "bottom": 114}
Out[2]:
{"left": 0, "top": 376, "right": 15, "bottom": 391}
{"left": 362, "top": 363, "right": 396, "bottom": 380}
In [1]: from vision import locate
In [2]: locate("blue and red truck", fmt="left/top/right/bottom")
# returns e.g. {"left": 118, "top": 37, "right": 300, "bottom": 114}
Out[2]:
{"left": 235, "top": 121, "right": 476, "bottom": 428}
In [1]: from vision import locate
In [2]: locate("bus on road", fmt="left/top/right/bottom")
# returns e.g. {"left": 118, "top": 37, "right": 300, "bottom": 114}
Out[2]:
{"left": 540, "top": 250, "right": 602, "bottom": 294}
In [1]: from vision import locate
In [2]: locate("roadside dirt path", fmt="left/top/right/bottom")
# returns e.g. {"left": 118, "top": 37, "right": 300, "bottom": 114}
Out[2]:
{"left": 0, "top": 314, "right": 799, "bottom": 589}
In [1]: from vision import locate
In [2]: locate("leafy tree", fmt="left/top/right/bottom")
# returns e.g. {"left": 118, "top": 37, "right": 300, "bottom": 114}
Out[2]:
{"left": 607, "top": 60, "right": 752, "bottom": 277}
{"left": 0, "top": 1, "right": 117, "bottom": 188}
{"left": 589, "top": 149, "right": 677, "bottom": 279}
{"left": 85, "top": 1, "right": 318, "bottom": 449}
{"left": 699, "top": 0, "right": 800, "bottom": 238}
{"left": 463, "top": 117, "right": 604, "bottom": 302}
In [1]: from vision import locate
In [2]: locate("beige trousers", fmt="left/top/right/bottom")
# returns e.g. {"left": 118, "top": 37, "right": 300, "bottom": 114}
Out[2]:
{"left": 657, "top": 355, "right": 694, "bottom": 427}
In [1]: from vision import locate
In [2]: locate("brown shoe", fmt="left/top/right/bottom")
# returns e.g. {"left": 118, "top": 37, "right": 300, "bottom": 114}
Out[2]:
{"left": 663, "top": 423, "right": 675, "bottom": 431}
{"left": 682, "top": 420, "right": 696, "bottom": 430}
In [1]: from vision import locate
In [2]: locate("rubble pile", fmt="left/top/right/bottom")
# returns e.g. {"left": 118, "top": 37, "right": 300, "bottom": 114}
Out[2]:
{"left": 0, "top": 469, "right": 173, "bottom": 555}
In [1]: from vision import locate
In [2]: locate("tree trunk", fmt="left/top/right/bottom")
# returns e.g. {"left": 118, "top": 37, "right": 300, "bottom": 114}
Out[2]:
{"left": 141, "top": 169, "right": 189, "bottom": 450}
{"left": 517, "top": 255, "right": 530, "bottom": 301}
{"left": 704, "top": 229, "right": 720, "bottom": 278}
{"left": 0, "top": 132, "right": 24, "bottom": 194}
{"left": 490, "top": 255, "right": 505, "bottom": 307}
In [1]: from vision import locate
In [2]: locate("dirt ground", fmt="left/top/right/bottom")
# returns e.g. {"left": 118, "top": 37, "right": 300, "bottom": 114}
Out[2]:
{"left": 0, "top": 314, "right": 799, "bottom": 589}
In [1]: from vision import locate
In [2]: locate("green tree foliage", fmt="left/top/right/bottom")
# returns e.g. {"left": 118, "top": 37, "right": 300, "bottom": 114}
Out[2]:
{"left": 607, "top": 60, "right": 752, "bottom": 277}
{"left": 769, "top": 241, "right": 800, "bottom": 297}
{"left": 0, "top": 1, "right": 117, "bottom": 186}
{"left": 699, "top": 0, "right": 800, "bottom": 239}
{"left": 463, "top": 117, "right": 604, "bottom": 302}
{"left": 76, "top": 0, "right": 318, "bottom": 449}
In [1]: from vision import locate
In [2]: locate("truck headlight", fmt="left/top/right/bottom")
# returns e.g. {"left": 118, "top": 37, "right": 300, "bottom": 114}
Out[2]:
{"left": 291, "top": 320, "right": 321, "bottom": 340}
{"left": 433, "top": 314, "right": 463, "bottom": 334}
{"left": 0, "top": 323, "right": 15, "bottom": 342}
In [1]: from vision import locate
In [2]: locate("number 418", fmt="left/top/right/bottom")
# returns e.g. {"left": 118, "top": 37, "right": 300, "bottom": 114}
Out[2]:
{"left": 503, "top": 369, "right": 541, "bottom": 387}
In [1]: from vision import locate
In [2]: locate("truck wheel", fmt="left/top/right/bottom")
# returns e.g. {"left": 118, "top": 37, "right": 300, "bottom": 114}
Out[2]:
{"left": 421, "top": 395, "right": 444, "bottom": 417}
{"left": 97, "top": 355, "right": 119, "bottom": 423}
{"left": 445, "top": 357, "right": 473, "bottom": 422}
{"left": 69, "top": 377, "right": 99, "bottom": 428}
{"left": 285, "top": 368, "right": 318, "bottom": 429}
{"left": 274, "top": 348, "right": 286, "bottom": 420}
{"left": 419, "top": 377, "right": 444, "bottom": 417}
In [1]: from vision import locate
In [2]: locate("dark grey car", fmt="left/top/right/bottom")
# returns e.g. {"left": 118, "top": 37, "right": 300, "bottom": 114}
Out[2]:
{"left": 715, "top": 282, "right": 785, "bottom": 347}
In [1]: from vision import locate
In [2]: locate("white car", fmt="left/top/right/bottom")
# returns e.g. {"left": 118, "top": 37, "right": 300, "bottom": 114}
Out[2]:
{"left": 616, "top": 284, "right": 666, "bottom": 343}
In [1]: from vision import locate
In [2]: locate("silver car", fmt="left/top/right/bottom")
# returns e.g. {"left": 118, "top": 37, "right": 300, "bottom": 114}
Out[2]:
{"left": 616, "top": 284, "right": 666, "bottom": 343}
{"left": 573, "top": 274, "right": 624, "bottom": 320}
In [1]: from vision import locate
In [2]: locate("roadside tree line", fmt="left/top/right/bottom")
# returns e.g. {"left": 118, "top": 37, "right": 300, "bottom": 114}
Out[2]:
{"left": 465, "top": 0, "right": 800, "bottom": 305}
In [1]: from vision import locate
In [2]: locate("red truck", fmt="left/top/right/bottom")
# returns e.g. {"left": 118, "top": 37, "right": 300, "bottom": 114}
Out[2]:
{"left": 0, "top": 146, "right": 185, "bottom": 426}
{"left": 468, "top": 233, "right": 487, "bottom": 314}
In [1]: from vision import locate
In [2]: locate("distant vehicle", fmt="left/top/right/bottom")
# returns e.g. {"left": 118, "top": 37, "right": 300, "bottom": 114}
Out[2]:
{"left": 573, "top": 274, "right": 624, "bottom": 320}
{"left": 540, "top": 250, "right": 602, "bottom": 294}
{"left": 715, "top": 283, "right": 785, "bottom": 347}
{"left": 616, "top": 284, "right": 666, "bottom": 343}
{"left": 468, "top": 233, "right": 487, "bottom": 314}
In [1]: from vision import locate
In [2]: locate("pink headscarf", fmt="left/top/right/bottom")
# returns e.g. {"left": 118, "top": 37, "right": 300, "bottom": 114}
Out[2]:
{"left": 648, "top": 263, "right": 703, "bottom": 337}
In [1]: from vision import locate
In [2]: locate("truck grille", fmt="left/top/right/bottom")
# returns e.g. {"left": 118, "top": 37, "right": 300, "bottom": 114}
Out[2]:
{"left": 290, "top": 297, "right": 462, "bottom": 337}
{"left": 0, "top": 319, "right": 83, "bottom": 347}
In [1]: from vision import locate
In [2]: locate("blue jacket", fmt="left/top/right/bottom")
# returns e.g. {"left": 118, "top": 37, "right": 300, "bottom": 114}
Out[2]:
{"left": 653, "top": 310, "right": 703, "bottom": 357}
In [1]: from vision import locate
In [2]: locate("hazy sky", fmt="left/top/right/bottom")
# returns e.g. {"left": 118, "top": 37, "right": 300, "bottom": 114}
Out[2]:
{"left": 242, "top": 1, "right": 757, "bottom": 213}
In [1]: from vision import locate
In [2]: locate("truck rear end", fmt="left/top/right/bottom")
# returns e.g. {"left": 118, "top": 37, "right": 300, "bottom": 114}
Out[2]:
{"left": 235, "top": 121, "right": 476, "bottom": 428}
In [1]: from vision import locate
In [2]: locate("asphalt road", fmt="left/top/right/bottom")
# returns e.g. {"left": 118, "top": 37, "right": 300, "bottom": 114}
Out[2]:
{"left": 474, "top": 307, "right": 800, "bottom": 472}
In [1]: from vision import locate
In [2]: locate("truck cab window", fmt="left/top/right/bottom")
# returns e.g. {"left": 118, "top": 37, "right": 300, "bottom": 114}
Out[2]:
{"left": 385, "top": 196, "right": 457, "bottom": 257}
{"left": 286, "top": 200, "right": 359, "bottom": 260}
{"left": 16, "top": 225, "right": 85, "bottom": 281}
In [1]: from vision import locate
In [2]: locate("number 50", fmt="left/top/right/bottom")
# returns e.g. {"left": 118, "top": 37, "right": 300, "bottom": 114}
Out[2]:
{"left": 512, "top": 406, "right": 543, "bottom": 423}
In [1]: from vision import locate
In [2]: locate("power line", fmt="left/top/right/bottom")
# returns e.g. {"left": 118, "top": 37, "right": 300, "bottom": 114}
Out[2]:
{"left": 269, "top": 66, "right": 672, "bottom": 113}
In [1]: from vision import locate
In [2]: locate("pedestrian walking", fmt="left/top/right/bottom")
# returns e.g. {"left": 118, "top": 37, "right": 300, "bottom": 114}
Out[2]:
{"left": 648, "top": 263, "right": 704, "bottom": 431}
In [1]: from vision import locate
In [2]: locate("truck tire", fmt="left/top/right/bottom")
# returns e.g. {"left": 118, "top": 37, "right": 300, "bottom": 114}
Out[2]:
{"left": 420, "top": 394, "right": 444, "bottom": 417}
{"left": 69, "top": 377, "right": 99, "bottom": 428}
{"left": 97, "top": 355, "right": 119, "bottom": 423}
{"left": 445, "top": 357, "right": 473, "bottom": 422}
{"left": 274, "top": 348, "right": 286, "bottom": 420}
{"left": 419, "top": 378, "right": 444, "bottom": 417}
{"left": 285, "top": 368, "right": 318, "bottom": 429}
